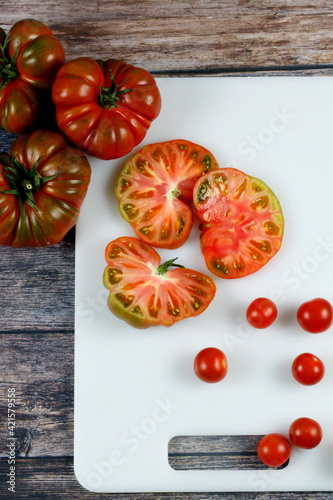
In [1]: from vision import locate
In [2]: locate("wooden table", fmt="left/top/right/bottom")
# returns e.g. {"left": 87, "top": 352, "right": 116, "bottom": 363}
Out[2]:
{"left": 1, "top": 1, "right": 333, "bottom": 498}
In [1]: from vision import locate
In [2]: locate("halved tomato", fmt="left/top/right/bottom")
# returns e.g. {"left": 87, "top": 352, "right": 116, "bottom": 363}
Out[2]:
{"left": 115, "top": 140, "right": 218, "bottom": 249}
{"left": 193, "top": 168, "right": 284, "bottom": 279}
{"left": 103, "top": 236, "right": 216, "bottom": 329}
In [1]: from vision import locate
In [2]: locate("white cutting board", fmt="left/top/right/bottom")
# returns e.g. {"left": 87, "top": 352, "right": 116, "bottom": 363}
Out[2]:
{"left": 74, "top": 76, "right": 333, "bottom": 493}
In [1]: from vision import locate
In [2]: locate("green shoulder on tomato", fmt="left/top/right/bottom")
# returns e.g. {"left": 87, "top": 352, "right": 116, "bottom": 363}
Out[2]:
{"left": 193, "top": 167, "right": 284, "bottom": 279}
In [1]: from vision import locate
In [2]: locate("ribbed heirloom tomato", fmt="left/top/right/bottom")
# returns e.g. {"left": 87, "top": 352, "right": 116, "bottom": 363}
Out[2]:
{"left": 0, "top": 129, "right": 91, "bottom": 246}
{"left": 193, "top": 168, "right": 284, "bottom": 279}
{"left": 0, "top": 19, "right": 65, "bottom": 134}
{"left": 115, "top": 140, "right": 218, "bottom": 249}
{"left": 52, "top": 57, "right": 162, "bottom": 160}
{"left": 103, "top": 236, "right": 216, "bottom": 328}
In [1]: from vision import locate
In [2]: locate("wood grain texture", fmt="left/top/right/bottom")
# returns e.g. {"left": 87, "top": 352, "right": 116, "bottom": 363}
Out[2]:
{"left": 0, "top": 1, "right": 332, "bottom": 73}
{"left": 0, "top": 333, "right": 73, "bottom": 458}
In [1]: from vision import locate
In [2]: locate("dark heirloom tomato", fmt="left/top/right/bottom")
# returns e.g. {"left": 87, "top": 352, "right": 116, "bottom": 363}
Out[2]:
{"left": 103, "top": 236, "right": 216, "bottom": 329}
{"left": 0, "top": 129, "right": 91, "bottom": 246}
{"left": 193, "top": 168, "right": 284, "bottom": 279}
{"left": 52, "top": 57, "right": 162, "bottom": 160}
{"left": 115, "top": 140, "right": 218, "bottom": 249}
{"left": 0, "top": 19, "right": 65, "bottom": 134}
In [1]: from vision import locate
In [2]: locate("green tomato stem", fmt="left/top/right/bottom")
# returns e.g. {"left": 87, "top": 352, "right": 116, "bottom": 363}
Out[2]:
{"left": 98, "top": 70, "right": 133, "bottom": 110}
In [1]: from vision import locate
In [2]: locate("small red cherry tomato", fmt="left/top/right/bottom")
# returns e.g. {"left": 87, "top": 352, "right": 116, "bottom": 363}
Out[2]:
{"left": 257, "top": 433, "right": 291, "bottom": 467}
{"left": 289, "top": 417, "right": 323, "bottom": 449}
{"left": 297, "top": 298, "right": 333, "bottom": 333}
{"left": 246, "top": 297, "right": 277, "bottom": 329}
{"left": 194, "top": 347, "right": 228, "bottom": 383}
{"left": 292, "top": 353, "right": 325, "bottom": 386}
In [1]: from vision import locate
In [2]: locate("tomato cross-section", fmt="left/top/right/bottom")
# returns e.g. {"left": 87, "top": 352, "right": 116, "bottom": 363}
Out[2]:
{"left": 103, "top": 236, "right": 216, "bottom": 329}
{"left": 193, "top": 168, "right": 284, "bottom": 279}
{"left": 115, "top": 140, "right": 219, "bottom": 249}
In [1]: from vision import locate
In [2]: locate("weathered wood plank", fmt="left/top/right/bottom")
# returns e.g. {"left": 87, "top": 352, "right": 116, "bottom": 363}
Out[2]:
{"left": 0, "top": 1, "right": 332, "bottom": 72}
{"left": 0, "top": 333, "right": 73, "bottom": 458}
{"left": 0, "top": 232, "right": 75, "bottom": 332}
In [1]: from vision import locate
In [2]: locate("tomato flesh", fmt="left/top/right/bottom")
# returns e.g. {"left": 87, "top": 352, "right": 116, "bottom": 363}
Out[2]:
{"left": 292, "top": 352, "right": 325, "bottom": 385}
{"left": 115, "top": 140, "right": 219, "bottom": 249}
{"left": 289, "top": 417, "right": 323, "bottom": 449}
{"left": 297, "top": 298, "right": 333, "bottom": 333}
{"left": 246, "top": 297, "right": 277, "bottom": 328}
{"left": 193, "top": 168, "right": 284, "bottom": 279}
{"left": 193, "top": 347, "right": 228, "bottom": 383}
{"left": 103, "top": 236, "right": 216, "bottom": 329}
{"left": 257, "top": 433, "right": 291, "bottom": 467}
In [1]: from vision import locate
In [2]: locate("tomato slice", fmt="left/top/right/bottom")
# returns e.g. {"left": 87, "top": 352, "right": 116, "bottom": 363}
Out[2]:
{"left": 103, "top": 236, "right": 216, "bottom": 329}
{"left": 193, "top": 168, "right": 284, "bottom": 279}
{"left": 115, "top": 140, "right": 219, "bottom": 249}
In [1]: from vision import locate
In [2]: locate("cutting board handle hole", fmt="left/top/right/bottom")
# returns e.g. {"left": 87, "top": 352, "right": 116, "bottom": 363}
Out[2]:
{"left": 168, "top": 435, "right": 289, "bottom": 471}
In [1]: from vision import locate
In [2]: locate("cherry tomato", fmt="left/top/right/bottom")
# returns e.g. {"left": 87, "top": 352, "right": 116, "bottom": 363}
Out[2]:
{"left": 257, "top": 433, "right": 291, "bottom": 467}
{"left": 193, "top": 347, "right": 228, "bottom": 383}
{"left": 297, "top": 298, "right": 333, "bottom": 333}
{"left": 289, "top": 417, "right": 322, "bottom": 449}
{"left": 291, "top": 353, "right": 325, "bottom": 386}
{"left": 246, "top": 297, "right": 277, "bottom": 329}
{"left": 193, "top": 168, "right": 284, "bottom": 279}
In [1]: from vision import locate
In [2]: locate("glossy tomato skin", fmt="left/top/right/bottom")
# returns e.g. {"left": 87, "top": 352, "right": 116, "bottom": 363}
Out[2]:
{"left": 292, "top": 353, "right": 325, "bottom": 385}
{"left": 289, "top": 417, "right": 322, "bottom": 449}
{"left": 297, "top": 298, "right": 333, "bottom": 333}
{"left": 257, "top": 433, "right": 291, "bottom": 467}
{"left": 115, "top": 140, "right": 219, "bottom": 249}
{"left": 52, "top": 57, "right": 162, "bottom": 160}
{"left": 0, "top": 19, "right": 65, "bottom": 134}
{"left": 246, "top": 297, "right": 277, "bottom": 328}
{"left": 103, "top": 236, "right": 216, "bottom": 328}
{"left": 0, "top": 130, "right": 91, "bottom": 246}
{"left": 193, "top": 347, "right": 228, "bottom": 383}
{"left": 193, "top": 168, "right": 284, "bottom": 279}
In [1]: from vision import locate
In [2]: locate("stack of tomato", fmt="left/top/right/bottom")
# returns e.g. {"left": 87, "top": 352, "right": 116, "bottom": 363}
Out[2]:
{"left": 0, "top": 18, "right": 161, "bottom": 246}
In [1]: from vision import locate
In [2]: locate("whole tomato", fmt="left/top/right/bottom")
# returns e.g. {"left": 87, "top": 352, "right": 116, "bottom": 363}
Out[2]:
{"left": 193, "top": 347, "right": 228, "bottom": 383}
{"left": 0, "top": 129, "right": 91, "bottom": 246}
{"left": 257, "top": 433, "right": 291, "bottom": 467}
{"left": 0, "top": 19, "right": 65, "bottom": 134}
{"left": 52, "top": 57, "right": 162, "bottom": 160}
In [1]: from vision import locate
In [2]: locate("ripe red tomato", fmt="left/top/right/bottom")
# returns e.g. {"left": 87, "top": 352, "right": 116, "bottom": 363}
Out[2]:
{"left": 115, "top": 140, "right": 219, "bottom": 249}
{"left": 0, "top": 129, "right": 91, "bottom": 246}
{"left": 52, "top": 57, "right": 161, "bottom": 160}
{"left": 292, "top": 353, "right": 325, "bottom": 385}
{"left": 193, "top": 347, "right": 228, "bottom": 383}
{"left": 0, "top": 19, "right": 65, "bottom": 134}
{"left": 246, "top": 297, "right": 277, "bottom": 328}
{"left": 289, "top": 417, "right": 322, "bottom": 449}
{"left": 297, "top": 298, "right": 333, "bottom": 333}
{"left": 193, "top": 168, "right": 284, "bottom": 279}
{"left": 257, "top": 433, "right": 291, "bottom": 467}
{"left": 103, "top": 236, "right": 216, "bottom": 328}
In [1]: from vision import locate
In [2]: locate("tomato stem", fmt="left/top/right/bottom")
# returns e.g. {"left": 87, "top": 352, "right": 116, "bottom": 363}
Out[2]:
{"left": 98, "top": 70, "right": 134, "bottom": 110}
{"left": 0, "top": 153, "right": 59, "bottom": 216}
{"left": 157, "top": 257, "right": 185, "bottom": 275}
{"left": 0, "top": 33, "right": 19, "bottom": 92}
